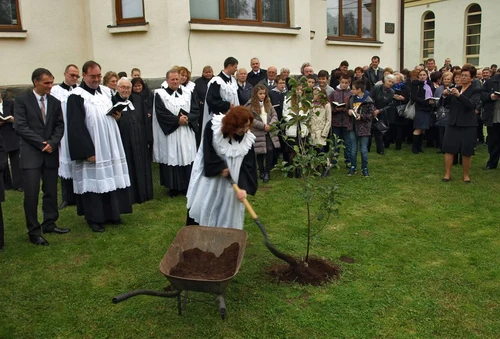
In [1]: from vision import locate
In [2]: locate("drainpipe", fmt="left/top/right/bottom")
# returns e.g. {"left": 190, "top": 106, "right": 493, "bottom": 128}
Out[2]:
{"left": 400, "top": 0, "right": 405, "bottom": 69}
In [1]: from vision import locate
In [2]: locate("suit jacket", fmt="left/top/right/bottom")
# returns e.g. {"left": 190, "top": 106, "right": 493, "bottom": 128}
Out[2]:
{"left": 363, "top": 67, "right": 384, "bottom": 91}
{"left": 443, "top": 85, "right": 481, "bottom": 127}
{"left": 247, "top": 69, "right": 267, "bottom": 87}
{"left": 14, "top": 91, "right": 64, "bottom": 169}
{"left": 0, "top": 99, "right": 20, "bottom": 152}
{"left": 258, "top": 77, "right": 277, "bottom": 90}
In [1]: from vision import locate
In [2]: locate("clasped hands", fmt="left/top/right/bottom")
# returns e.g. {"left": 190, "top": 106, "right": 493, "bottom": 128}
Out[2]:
{"left": 41, "top": 141, "right": 53, "bottom": 153}
{"left": 179, "top": 114, "right": 189, "bottom": 126}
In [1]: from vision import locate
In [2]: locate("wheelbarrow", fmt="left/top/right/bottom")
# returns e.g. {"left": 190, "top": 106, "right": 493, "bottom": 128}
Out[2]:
{"left": 113, "top": 225, "right": 247, "bottom": 319}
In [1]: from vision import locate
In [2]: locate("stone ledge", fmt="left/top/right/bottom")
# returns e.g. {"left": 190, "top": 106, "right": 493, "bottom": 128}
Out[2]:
{"left": 107, "top": 22, "right": 149, "bottom": 34}
{"left": 325, "top": 39, "right": 383, "bottom": 47}
{"left": 0, "top": 30, "right": 27, "bottom": 39}
{"left": 190, "top": 22, "right": 301, "bottom": 35}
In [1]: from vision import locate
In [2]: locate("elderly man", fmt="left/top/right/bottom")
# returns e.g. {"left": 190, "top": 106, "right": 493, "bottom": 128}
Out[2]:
{"left": 51, "top": 64, "right": 80, "bottom": 210}
{"left": 113, "top": 77, "right": 153, "bottom": 204}
{"left": 14, "top": 68, "right": 67, "bottom": 245}
{"left": 67, "top": 60, "right": 132, "bottom": 233}
{"left": 247, "top": 57, "right": 267, "bottom": 86}
{"left": 237, "top": 68, "right": 253, "bottom": 105}
{"left": 259, "top": 66, "right": 278, "bottom": 90}
{"left": 153, "top": 69, "right": 199, "bottom": 197}
{"left": 202, "top": 57, "right": 239, "bottom": 135}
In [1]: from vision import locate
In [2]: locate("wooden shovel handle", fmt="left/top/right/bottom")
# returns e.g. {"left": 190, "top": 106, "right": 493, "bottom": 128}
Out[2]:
{"left": 231, "top": 183, "right": 258, "bottom": 219}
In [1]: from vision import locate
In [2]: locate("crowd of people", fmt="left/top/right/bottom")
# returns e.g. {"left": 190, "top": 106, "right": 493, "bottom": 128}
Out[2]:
{"left": 0, "top": 55, "right": 499, "bottom": 249}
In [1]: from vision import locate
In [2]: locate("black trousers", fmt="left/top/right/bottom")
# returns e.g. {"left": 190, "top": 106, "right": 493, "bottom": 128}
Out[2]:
{"left": 257, "top": 134, "right": 275, "bottom": 173}
{"left": 369, "top": 129, "right": 385, "bottom": 153}
{"left": 3, "top": 149, "right": 22, "bottom": 190}
{"left": 23, "top": 166, "right": 59, "bottom": 237}
{"left": 61, "top": 177, "right": 76, "bottom": 205}
{"left": 486, "top": 124, "right": 500, "bottom": 168}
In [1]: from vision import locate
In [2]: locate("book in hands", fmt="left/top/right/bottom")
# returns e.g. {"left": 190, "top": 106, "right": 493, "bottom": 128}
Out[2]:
{"left": 178, "top": 108, "right": 189, "bottom": 116}
{"left": 331, "top": 101, "right": 346, "bottom": 107}
{"left": 106, "top": 101, "right": 130, "bottom": 115}
{"left": 426, "top": 97, "right": 440, "bottom": 101}
{"left": 0, "top": 115, "right": 13, "bottom": 121}
{"left": 494, "top": 91, "right": 500, "bottom": 96}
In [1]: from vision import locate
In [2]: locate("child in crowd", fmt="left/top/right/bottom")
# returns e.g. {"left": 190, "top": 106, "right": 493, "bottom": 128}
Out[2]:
{"left": 247, "top": 84, "right": 280, "bottom": 183}
{"left": 330, "top": 74, "right": 352, "bottom": 168}
{"left": 346, "top": 80, "right": 375, "bottom": 177}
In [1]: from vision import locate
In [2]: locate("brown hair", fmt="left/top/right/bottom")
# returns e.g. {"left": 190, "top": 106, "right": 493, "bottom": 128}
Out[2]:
{"left": 461, "top": 63, "right": 477, "bottom": 78}
{"left": 221, "top": 106, "right": 254, "bottom": 138}
{"left": 177, "top": 66, "right": 191, "bottom": 82}
{"left": 250, "top": 84, "right": 272, "bottom": 114}
{"left": 103, "top": 71, "right": 118, "bottom": 86}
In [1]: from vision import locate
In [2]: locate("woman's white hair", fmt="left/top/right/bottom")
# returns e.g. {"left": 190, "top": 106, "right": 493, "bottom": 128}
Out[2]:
{"left": 384, "top": 74, "right": 396, "bottom": 82}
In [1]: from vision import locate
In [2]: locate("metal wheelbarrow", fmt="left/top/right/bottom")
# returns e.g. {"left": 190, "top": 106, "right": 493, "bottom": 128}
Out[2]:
{"left": 113, "top": 225, "right": 247, "bottom": 319}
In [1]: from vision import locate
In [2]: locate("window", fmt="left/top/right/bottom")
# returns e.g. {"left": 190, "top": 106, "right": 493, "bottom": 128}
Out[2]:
{"left": 422, "top": 11, "right": 435, "bottom": 62}
{"left": 189, "top": 0, "right": 289, "bottom": 27}
{"left": 0, "top": 0, "right": 23, "bottom": 31}
{"left": 326, "top": 0, "right": 376, "bottom": 40}
{"left": 115, "top": 0, "right": 145, "bottom": 25}
{"left": 465, "top": 4, "right": 481, "bottom": 66}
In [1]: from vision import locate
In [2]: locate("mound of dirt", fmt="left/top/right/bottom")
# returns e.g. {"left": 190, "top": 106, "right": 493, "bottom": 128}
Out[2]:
{"left": 170, "top": 242, "right": 239, "bottom": 280}
{"left": 269, "top": 257, "right": 341, "bottom": 286}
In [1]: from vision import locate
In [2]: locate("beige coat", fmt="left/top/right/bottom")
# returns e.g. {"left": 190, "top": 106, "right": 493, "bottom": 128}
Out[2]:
{"left": 308, "top": 103, "right": 332, "bottom": 146}
{"left": 249, "top": 104, "right": 281, "bottom": 155}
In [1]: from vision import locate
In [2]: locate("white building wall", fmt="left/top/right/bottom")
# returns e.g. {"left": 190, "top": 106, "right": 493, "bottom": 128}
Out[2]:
{"left": 404, "top": 0, "right": 498, "bottom": 69}
{"left": 1, "top": 0, "right": 402, "bottom": 86}
{"left": 2, "top": 0, "right": 88, "bottom": 85}
{"left": 310, "top": 0, "right": 401, "bottom": 73}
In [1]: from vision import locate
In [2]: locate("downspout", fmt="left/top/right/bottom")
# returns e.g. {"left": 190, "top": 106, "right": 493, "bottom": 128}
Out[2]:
{"left": 400, "top": 0, "right": 405, "bottom": 69}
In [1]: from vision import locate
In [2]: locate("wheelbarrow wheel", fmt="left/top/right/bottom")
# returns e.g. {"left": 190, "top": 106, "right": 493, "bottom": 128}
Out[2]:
{"left": 216, "top": 295, "right": 226, "bottom": 320}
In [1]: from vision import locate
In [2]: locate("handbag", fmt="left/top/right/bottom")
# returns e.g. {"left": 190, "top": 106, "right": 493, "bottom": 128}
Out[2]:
{"left": 374, "top": 117, "right": 389, "bottom": 134}
{"left": 396, "top": 104, "right": 406, "bottom": 117}
{"left": 403, "top": 100, "right": 415, "bottom": 120}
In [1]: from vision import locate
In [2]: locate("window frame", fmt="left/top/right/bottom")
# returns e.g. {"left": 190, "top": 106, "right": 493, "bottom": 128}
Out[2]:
{"left": 464, "top": 4, "right": 481, "bottom": 66}
{"left": 0, "top": 0, "right": 23, "bottom": 31}
{"left": 326, "top": 0, "right": 377, "bottom": 41}
{"left": 115, "top": 0, "right": 146, "bottom": 26}
{"left": 421, "top": 11, "right": 435, "bottom": 63}
{"left": 190, "top": 0, "right": 290, "bottom": 28}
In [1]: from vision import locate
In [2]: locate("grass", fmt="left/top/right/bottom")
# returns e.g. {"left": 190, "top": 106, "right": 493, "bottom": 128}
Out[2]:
{"left": 1, "top": 143, "right": 499, "bottom": 338}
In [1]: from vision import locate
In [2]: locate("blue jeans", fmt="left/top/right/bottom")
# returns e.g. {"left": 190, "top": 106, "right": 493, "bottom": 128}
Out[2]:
{"left": 348, "top": 131, "right": 369, "bottom": 169}
{"left": 332, "top": 126, "right": 351, "bottom": 164}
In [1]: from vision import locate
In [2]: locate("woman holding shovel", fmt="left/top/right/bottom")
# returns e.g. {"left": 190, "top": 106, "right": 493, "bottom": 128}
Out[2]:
{"left": 186, "top": 106, "right": 258, "bottom": 229}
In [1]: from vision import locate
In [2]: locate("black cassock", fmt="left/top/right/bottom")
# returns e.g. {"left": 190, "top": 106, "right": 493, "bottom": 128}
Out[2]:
{"left": 113, "top": 93, "right": 154, "bottom": 204}
{"left": 67, "top": 84, "right": 132, "bottom": 225}
{"left": 155, "top": 87, "right": 200, "bottom": 193}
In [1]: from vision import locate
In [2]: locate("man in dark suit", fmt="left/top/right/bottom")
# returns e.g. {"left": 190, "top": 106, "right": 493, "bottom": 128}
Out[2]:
{"left": 0, "top": 94, "right": 22, "bottom": 191}
{"left": 258, "top": 66, "right": 278, "bottom": 90}
{"left": 14, "top": 68, "right": 69, "bottom": 246}
{"left": 247, "top": 57, "right": 267, "bottom": 87}
{"left": 363, "top": 56, "right": 383, "bottom": 91}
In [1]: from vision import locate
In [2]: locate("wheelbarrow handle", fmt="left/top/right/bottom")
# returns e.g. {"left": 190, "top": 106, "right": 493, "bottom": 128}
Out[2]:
{"left": 112, "top": 289, "right": 181, "bottom": 304}
{"left": 231, "top": 183, "right": 258, "bottom": 220}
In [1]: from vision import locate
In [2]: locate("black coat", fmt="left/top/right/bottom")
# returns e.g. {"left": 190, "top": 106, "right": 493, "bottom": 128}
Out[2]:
{"left": 14, "top": 91, "right": 64, "bottom": 169}
{"left": 371, "top": 83, "right": 394, "bottom": 125}
{"left": 480, "top": 74, "right": 500, "bottom": 126}
{"left": 411, "top": 80, "right": 435, "bottom": 112}
{"left": 363, "top": 67, "right": 383, "bottom": 91}
{"left": 443, "top": 85, "right": 481, "bottom": 127}
{"left": 247, "top": 69, "right": 267, "bottom": 87}
{"left": 0, "top": 99, "right": 20, "bottom": 152}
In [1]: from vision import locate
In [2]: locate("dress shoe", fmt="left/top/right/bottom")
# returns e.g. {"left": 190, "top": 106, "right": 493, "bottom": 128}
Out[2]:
{"left": 110, "top": 219, "right": 124, "bottom": 225}
{"left": 29, "top": 236, "right": 49, "bottom": 246}
{"left": 44, "top": 227, "right": 71, "bottom": 234}
{"left": 0, "top": 246, "right": 4, "bottom": 252}
{"left": 483, "top": 166, "right": 495, "bottom": 171}
{"left": 168, "top": 189, "right": 178, "bottom": 198}
{"left": 89, "top": 223, "right": 105, "bottom": 233}
{"left": 259, "top": 172, "right": 265, "bottom": 180}
{"left": 58, "top": 201, "right": 69, "bottom": 210}
{"left": 263, "top": 172, "right": 270, "bottom": 183}
{"left": 377, "top": 151, "right": 385, "bottom": 155}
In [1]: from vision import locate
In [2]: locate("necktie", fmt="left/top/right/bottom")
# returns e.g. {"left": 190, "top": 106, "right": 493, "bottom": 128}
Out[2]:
{"left": 270, "top": 81, "right": 274, "bottom": 87}
{"left": 40, "top": 97, "right": 46, "bottom": 124}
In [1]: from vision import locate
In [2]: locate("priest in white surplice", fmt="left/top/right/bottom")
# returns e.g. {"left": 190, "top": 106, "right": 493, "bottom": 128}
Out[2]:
{"left": 153, "top": 69, "right": 199, "bottom": 197}
{"left": 201, "top": 56, "right": 240, "bottom": 136}
{"left": 50, "top": 64, "right": 79, "bottom": 210}
{"left": 66, "top": 60, "right": 132, "bottom": 233}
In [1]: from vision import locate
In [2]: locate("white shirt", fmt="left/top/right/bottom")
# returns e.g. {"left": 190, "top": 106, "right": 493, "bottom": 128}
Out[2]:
{"left": 32, "top": 90, "right": 47, "bottom": 114}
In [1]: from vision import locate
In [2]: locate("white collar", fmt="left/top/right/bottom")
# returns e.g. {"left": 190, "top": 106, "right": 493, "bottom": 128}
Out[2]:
{"left": 33, "top": 90, "right": 47, "bottom": 102}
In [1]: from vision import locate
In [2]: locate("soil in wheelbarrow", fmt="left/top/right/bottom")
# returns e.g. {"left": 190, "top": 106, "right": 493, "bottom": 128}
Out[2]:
{"left": 269, "top": 257, "right": 341, "bottom": 286}
{"left": 170, "top": 242, "right": 239, "bottom": 280}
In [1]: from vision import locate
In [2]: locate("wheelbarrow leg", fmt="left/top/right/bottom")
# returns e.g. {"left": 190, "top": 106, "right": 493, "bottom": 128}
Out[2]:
{"left": 176, "top": 291, "right": 182, "bottom": 315}
{"left": 182, "top": 291, "right": 189, "bottom": 312}
{"left": 216, "top": 295, "right": 226, "bottom": 320}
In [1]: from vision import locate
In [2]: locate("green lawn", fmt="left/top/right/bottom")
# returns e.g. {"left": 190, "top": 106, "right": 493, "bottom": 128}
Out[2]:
{"left": 1, "top": 143, "right": 499, "bottom": 338}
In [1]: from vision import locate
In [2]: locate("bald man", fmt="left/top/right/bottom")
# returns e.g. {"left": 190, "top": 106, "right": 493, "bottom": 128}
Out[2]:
{"left": 258, "top": 66, "right": 278, "bottom": 90}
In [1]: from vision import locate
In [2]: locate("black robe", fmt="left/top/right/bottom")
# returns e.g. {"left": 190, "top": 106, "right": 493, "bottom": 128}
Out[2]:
{"left": 113, "top": 93, "right": 153, "bottom": 204}
{"left": 66, "top": 83, "right": 132, "bottom": 224}
{"left": 154, "top": 87, "right": 200, "bottom": 192}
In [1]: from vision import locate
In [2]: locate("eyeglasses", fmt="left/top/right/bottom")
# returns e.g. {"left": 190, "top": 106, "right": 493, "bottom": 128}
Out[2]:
{"left": 119, "top": 86, "right": 132, "bottom": 90}
{"left": 88, "top": 74, "right": 102, "bottom": 80}
{"left": 66, "top": 73, "right": 80, "bottom": 79}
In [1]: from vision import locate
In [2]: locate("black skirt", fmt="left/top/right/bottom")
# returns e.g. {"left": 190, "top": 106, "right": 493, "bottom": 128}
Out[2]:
{"left": 441, "top": 125, "right": 476, "bottom": 156}
{"left": 413, "top": 109, "right": 432, "bottom": 130}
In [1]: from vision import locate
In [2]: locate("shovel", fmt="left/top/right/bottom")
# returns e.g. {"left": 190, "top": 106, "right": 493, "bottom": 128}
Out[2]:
{"left": 227, "top": 176, "right": 298, "bottom": 267}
